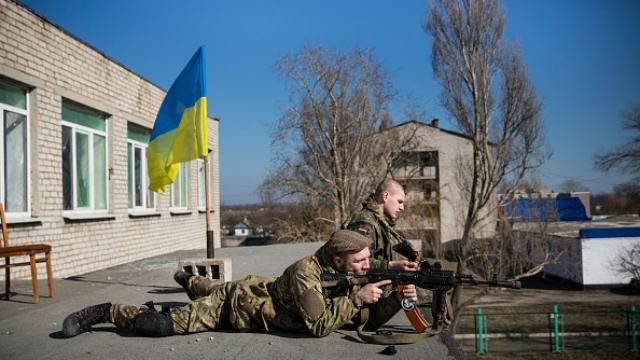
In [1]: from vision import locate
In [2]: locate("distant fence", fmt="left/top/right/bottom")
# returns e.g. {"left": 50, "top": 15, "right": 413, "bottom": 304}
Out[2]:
{"left": 455, "top": 305, "right": 638, "bottom": 355}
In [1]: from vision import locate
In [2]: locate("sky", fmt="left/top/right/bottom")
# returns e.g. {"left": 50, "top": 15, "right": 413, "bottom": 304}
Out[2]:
{"left": 19, "top": 0, "right": 640, "bottom": 204}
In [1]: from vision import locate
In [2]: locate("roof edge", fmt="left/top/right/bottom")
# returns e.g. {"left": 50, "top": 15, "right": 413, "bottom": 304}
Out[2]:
{"left": 12, "top": 0, "right": 220, "bottom": 121}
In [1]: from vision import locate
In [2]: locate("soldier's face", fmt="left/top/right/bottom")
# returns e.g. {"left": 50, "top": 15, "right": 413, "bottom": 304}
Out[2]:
{"left": 334, "top": 247, "right": 371, "bottom": 273}
{"left": 382, "top": 189, "right": 405, "bottom": 219}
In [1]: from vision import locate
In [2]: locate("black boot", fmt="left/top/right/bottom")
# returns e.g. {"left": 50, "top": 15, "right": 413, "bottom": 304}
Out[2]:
{"left": 134, "top": 310, "right": 174, "bottom": 337}
{"left": 173, "top": 270, "right": 196, "bottom": 300}
{"left": 62, "top": 303, "right": 112, "bottom": 337}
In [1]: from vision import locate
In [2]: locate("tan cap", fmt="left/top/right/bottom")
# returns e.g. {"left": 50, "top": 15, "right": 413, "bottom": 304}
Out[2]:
{"left": 325, "top": 230, "right": 372, "bottom": 256}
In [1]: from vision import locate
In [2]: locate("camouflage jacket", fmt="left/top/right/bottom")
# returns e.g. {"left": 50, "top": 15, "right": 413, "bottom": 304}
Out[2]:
{"left": 347, "top": 194, "right": 408, "bottom": 269}
{"left": 223, "top": 244, "right": 402, "bottom": 337}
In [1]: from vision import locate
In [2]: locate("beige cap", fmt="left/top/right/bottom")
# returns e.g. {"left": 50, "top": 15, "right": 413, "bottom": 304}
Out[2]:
{"left": 325, "top": 230, "right": 372, "bottom": 256}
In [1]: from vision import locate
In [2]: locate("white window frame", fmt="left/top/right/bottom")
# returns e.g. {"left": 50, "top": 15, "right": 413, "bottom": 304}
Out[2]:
{"left": 170, "top": 162, "right": 188, "bottom": 209}
{"left": 197, "top": 158, "right": 210, "bottom": 210}
{"left": 127, "top": 139, "right": 156, "bottom": 211}
{"left": 0, "top": 85, "right": 30, "bottom": 219}
{"left": 61, "top": 119, "right": 109, "bottom": 213}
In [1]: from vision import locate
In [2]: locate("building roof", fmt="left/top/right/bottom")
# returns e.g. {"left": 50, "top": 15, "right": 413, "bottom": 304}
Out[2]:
{"left": 382, "top": 119, "right": 475, "bottom": 142}
{"left": 513, "top": 214, "right": 640, "bottom": 239}
{"left": 504, "top": 197, "right": 589, "bottom": 222}
{"left": 580, "top": 227, "right": 640, "bottom": 239}
{"left": 235, "top": 221, "right": 250, "bottom": 229}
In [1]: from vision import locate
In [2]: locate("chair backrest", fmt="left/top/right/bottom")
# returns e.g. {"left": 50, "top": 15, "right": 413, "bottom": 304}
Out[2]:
{"left": 0, "top": 202, "right": 8, "bottom": 248}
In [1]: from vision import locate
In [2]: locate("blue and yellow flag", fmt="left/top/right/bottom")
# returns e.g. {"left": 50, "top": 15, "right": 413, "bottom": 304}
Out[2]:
{"left": 147, "top": 47, "right": 208, "bottom": 193}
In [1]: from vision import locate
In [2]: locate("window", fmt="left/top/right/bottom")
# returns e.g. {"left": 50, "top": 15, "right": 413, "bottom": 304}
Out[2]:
{"left": 170, "top": 162, "right": 188, "bottom": 208}
{"left": 0, "top": 80, "right": 29, "bottom": 217}
{"left": 418, "top": 152, "right": 438, "bottom": 179}
{"left": 392, "top": 151, "right": 438, "bottom": 179}
{"left": 127, "top": 123, "right": 155, "bottom": 210}
{"left": 62, "top": 100, "right": 108, "bottom": 211}
{"left": 197, "top": 157, "right": 211, "bottom": 209}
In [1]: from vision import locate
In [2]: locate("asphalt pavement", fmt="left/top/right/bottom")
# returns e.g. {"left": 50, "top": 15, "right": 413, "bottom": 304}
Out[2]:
{"left": 0, "top": 242, "right": 465, "bottom": 360}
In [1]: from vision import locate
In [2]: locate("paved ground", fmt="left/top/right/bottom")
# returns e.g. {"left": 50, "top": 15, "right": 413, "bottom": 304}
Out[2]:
{"left": 0, "top": 242, "right": 465, "bottom": 360}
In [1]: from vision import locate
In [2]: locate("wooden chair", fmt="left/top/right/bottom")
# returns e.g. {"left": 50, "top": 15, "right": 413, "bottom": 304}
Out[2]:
{"left": 0, "top": 203, "right": 53, "bottom": 304}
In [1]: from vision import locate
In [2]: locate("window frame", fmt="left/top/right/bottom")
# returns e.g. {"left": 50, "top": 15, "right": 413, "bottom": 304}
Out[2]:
{"left": 0, "top": 81, "right": 30, "bottom": 219}
{"left": 197, "top": 158, "right": 210, "bottom": 210}
{"left": 127, "top": 136, "right": 156, "bottom": 212}
{"left": 170, "top": 162, "right": 189, "bottom": 209}
{"left": 61, "top": 103, "right": 109, "bottom": 213}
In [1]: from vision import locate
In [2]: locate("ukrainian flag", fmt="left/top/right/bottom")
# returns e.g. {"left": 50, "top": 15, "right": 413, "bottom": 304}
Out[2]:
{"left": 147, "top": 47, "right": 208, "bottom": 193}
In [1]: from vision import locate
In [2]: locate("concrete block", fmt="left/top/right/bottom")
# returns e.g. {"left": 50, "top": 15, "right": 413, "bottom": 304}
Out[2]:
{"left": 178, "top": 258, "right": 232, "bottom": 282}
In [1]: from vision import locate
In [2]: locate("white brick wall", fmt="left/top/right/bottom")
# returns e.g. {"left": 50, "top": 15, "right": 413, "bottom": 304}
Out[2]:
{"left": 0, "top": 0, "right": 221, "bottom": 279}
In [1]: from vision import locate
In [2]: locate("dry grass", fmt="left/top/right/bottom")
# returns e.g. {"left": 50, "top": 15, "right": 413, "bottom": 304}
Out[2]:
{"left": 452, "top": 301, "right": 639, "bottom": 356}
{"left": 455, "top": 301, "right": 636, "bottom": 334}
{"left": 467, "top": 352, "right": 640, "bottom": 360}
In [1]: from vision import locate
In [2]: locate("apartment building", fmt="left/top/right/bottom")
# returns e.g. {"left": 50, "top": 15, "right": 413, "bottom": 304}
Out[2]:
{"left": 385, "top": 119, "right": 497, "bottom": 255}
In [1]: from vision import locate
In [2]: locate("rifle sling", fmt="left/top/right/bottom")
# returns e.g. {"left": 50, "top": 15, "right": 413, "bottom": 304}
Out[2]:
{"left": 320, "top": 279, "right": 342, "bottom": 288}
{"left": 356, "top": 307, "right": 443, "bottom": 345}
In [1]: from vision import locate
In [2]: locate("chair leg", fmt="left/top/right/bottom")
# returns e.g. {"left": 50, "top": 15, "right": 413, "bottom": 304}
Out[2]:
{"left": 46, "top": 251, "right": 54, "bottom": 298}
{"left": 29, "top": 254, "right": 39, "bottom": 304}
{"left": 4, "top": 257, "right": 9, "bottom": 300}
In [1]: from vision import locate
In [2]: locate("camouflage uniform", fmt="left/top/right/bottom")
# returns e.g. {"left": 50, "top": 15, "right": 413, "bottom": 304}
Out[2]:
{"left": 185, "top": 275, "right": 224, "bottom": 300}
{"left": 347, "top": 194, "right": 411, "bottom": 270}
{"left": 110, "top": 244, "right": 401, "bottom": 337}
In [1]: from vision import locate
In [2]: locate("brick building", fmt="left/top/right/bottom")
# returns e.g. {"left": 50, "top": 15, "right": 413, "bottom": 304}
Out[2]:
{"left": 0, "top": 0, "right": 221, "bottom": 280}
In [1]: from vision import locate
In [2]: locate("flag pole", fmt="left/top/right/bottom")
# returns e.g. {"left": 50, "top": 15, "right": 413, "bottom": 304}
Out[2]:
{"left": 204, "top": 153, "right": 214, "bottom": 258}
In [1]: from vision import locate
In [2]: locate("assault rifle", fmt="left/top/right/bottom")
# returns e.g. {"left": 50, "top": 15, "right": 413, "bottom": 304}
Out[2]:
{"left": 321, "top": 260, "right": 521, "bottom": 344}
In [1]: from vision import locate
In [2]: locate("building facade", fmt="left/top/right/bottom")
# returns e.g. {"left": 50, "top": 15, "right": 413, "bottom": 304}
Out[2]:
{"left": 0, "top": 0, "right": 221, "bottom": 280}
{"left": 385, "top": 120, "right": 497, "bottom": 255}
{"left": 515, "top": 220, "right": 640, "bottom": 288}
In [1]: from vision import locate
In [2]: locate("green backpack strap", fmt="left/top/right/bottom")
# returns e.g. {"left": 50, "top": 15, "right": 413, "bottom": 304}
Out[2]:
{"left": 355, "top": 307, "right": 444, "bottom": 345}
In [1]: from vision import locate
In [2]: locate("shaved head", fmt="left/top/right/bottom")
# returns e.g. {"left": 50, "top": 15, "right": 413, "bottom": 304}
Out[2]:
{"left": 375, "top": 179, "right": 403, "bottom": 197}
{"left": 374, "top": 179, "right": 405, "bottom": 219}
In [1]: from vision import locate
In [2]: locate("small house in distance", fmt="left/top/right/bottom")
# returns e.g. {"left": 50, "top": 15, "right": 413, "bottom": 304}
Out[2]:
{"left": 234, "top": 220, "right": 251, "bottom": 237}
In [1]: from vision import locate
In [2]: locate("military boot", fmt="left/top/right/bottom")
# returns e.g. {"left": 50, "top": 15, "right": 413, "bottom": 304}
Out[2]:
{"left": 133, "top": 310, "right": 174, "bottom": 337}
{"left": 62, "top": 303, "right": 112, "bottom": 337}
{"left": 173, "top": 270, "right": 196, "bottom": 300}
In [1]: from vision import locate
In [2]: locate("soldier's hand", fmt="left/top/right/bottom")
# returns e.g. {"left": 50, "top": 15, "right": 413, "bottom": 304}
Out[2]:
{"left": 388, "top": 260, "right": 419, "bottom": 271}
{"left": 395, "top": 284, "right": 418, "bottom": 303}
{"left": 357, "top": 280, "right": 391, "bottom": 304}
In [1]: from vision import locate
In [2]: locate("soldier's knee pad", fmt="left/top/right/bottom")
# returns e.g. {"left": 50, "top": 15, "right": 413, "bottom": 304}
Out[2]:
{"left": 134, "top": 311, "right": 174, "bottom": 337}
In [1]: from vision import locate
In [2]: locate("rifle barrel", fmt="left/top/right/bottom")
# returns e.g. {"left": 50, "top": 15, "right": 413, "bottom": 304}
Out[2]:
{"left": 474, "top": 279, "right": 521, "bottom": 289}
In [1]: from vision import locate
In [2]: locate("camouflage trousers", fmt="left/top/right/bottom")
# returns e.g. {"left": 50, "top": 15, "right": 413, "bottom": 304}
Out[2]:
{"left": 188, "top": 274, "right": 225, "bottom": 299}
{"left": 111, "top": 275, "right": 282, "bottom": 335}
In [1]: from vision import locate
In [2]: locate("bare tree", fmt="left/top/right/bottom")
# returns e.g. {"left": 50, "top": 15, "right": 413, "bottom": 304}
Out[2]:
{"left": 498, "top": 174, "right": 547, "bottom": 194}
{"left": 613, "top": 176, "right": 640, "bottom": 215}
{"left": 451, "top": 217, "right": 569, "bottom": 331}
{"left": 611, "top": 242, "right": 640, "bottom": 284}
{"left": 425, "top": 0, "right": 547, "bottom": 312}
{"left": 266, "top": 202, "right": 333, "bottom": 244}
{"left": 558, "top": 178, "right": 589, "bottom": 193}
{"left": 261, "top": 47, "right": 416, "bottom": 231}
{"left": 592, "top": 178, "right": 640, "bottom": 215}
{"left": 595, "top": 104, "right": 640, "bottom": 174}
